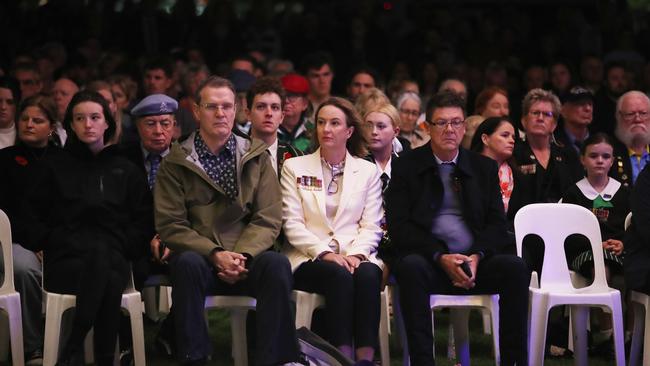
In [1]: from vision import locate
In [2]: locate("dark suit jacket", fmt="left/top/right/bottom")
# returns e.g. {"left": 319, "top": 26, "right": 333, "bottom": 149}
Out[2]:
{"left": 625, "top": 165, "right": 650, "bottom": 291}
{"left": 385, "top": 145, "right": 508, "bottom": 263}
{"left": 120, "top": 142, "right": 148, "bottom": 176}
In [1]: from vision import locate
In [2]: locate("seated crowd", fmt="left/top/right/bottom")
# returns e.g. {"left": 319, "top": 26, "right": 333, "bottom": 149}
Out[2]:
{"left": 3, "top": 50, "right": 650, "bottom": 366}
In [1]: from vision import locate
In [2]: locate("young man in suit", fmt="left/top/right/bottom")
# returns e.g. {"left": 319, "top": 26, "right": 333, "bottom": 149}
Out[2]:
{"left": 247, "top": 76, "right": 301, "bottom": 176}
{"left": 385, "top": 91, "right": 530, "bottom": 366}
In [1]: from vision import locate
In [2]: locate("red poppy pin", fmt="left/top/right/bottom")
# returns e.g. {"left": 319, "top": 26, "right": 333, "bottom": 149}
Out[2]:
{"left": 15, "top": 156, "right": 28, "bottom": 166}
{"left": 283, "top": 151, "right": 293, "bottom": 161}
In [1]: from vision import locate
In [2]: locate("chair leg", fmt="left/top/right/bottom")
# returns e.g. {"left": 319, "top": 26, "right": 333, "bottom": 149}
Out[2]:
{"left": 608, "top": 297, "right": 626, "bottom": 366}
{"left": 378, "top": 291, "right": 390, "bottom": 366}
{"left": 43, "top": 300, "right": 66, "bottom": 366}
{"left": 230, "top": 308, "right": 248, "bottom": 366}
{"left": 570, "top": 305, "right": 589, "bottom": 366}
{"left": 84, "top": 329, "right": 94, "bottom": 365}
{"left": 294, "top": 293, "right": 316, "bottom": 329}
{"left": 629, "top": 302, "right": 644, "bottom": 366}
{"left": 481, "top": 308, "right": 492, "bottom": 335}
{"left": 124, "top": 296, "right": 146, "bottom": 366}
{"left": 6, "top": 296, "right": 24, "bottom": 366}
{"left": 490, "top": 300, "right": 500, "bottom": 366}
{"left": 142, "top": 287, "right": 159, "bottom": 322}
{"left": 450, "top": 308, "right": 470, "bottom": 366}
{"left": 528, "top": 295, "right": 549, "bottom": 366}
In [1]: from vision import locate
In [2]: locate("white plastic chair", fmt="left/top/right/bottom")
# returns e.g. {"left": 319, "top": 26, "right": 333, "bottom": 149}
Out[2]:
{"left": 42, "top": 269, "right": 145, "bottom": 366}
{"left": 514, "top": 203, "right": 626, "bottom": 366}
{"left": 141, "top": 274, "right": 172, "bottom": 322}
{"left": 204, "top": 295, "right": 256, "bottom": 366}
{"left": 292, "top": 289, "right": 391, "bottom": 366}
{"left": 0, "top": 209, "right": 24, "bottom": 366}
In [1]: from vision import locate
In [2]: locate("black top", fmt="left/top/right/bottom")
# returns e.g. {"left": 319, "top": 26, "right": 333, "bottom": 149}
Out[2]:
{"left": 624, "top": 165, "right": 650, "bottom": 290}
{"left": 14, "top": 140, "right": 154, "bottom": 268}
{"left": 385, "top": 145, "right": 508, "bottom": 262}
{"left": 513, "top": 139, "right": 583, "bottom": 203}
{"left": 0, "top": 143, "right": 63, "bottom": 224}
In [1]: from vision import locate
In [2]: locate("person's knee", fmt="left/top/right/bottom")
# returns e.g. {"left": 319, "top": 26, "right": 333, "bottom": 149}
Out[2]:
{"left": 255, "top": 251, "right": 293, "bottom": 287}
{"left": 354, "top": 262, "right": 382, "bottom": 287}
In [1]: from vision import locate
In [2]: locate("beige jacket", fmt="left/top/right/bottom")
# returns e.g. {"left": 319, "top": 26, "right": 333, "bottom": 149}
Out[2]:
{"left": 154, "top": 132, "right": 282, "bottom": 257}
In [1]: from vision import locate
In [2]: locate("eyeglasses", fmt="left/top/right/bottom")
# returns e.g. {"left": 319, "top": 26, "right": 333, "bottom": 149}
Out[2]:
{"left": 198, "top": 103, "right": 234, "bottom": 113}
{"left": 528, "top": 110, "right": 555, "bottom": 119}
{"left": 399, "top": 109, "right": 420, "bottom": 117}
{"left": 620, "top": 110, "right": 650, "bottom": 122}
{"left": 326, "top": 161, "right": 345, "bottom": 194}
{"left": 429, "top": 118, "right": 464, "bottom": 129}
{"left": 143, "top": 119, "right": 174, "bottom": 131}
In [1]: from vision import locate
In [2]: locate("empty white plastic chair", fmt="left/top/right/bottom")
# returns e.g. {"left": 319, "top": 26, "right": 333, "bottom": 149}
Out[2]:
{"left": 0, "top": 209, "right": 24, "bottom": 366}
{"left": 514, "top": 203, "right": 625, "bottom": 366}
{"left": 292, "top": 289, "right": 390, "bottom": 366}
{"left": 142, "top": 274, "right": 172, "bottom": 322}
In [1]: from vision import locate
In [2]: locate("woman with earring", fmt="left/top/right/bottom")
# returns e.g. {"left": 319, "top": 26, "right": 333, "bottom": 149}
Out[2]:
{"left": 0, "top": 95, "right": 62, "bottom": 364}
{"left": 281, "top": 97, "right": 384, "bottom": 365}
{"left": 15, "top": 90, "right": 153, "bottom": 366}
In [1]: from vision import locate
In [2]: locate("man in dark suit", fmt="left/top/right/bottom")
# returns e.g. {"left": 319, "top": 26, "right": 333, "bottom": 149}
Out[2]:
{"left": 123, "top": 93, "right": 178, "bottom": 358}
{"left": 385, "top": 91, "right": 530, "bottom": 366}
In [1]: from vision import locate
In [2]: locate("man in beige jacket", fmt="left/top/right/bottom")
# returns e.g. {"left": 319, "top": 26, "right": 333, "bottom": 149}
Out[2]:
{"left": 154, "top": 76, "right": 299, "bottom": 366}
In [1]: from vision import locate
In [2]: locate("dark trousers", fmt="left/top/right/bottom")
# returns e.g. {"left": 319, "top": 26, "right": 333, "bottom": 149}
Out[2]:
{"left": 395, "top": 253, "right": 530, "bottom": 366}
{"left": 294, "top": 260, "right": 382, "bottom": 348}
{"left": 45, "top": 243, "right": 129, "bottom": 365}
{"left": 169, "top": 250, "right": 298, "bottom": 366}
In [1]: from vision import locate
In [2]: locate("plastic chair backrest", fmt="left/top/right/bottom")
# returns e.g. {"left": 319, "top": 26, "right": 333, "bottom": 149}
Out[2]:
{"left": 625, "top": 212, "right": 632, "bottom": 230}
{"left": 514, "top": 203, "right": 609, "bottom": 292}
{"left": 0, "top": 209, "right": 15, "bottom": 294}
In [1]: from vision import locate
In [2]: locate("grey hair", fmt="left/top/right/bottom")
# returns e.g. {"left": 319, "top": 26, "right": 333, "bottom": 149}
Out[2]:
{"left": 615, "top": 90, "right": 650, "bottom": 126}
{"left": 395, "top": 91, "right": 422, "bottom": 110}
{"left": 521, "top": 88, "right": 561, "bottom": 118}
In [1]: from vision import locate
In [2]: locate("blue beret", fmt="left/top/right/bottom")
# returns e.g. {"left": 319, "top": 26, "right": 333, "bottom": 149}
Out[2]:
{"left": 131, "top": 94, "right": 178, "bottom": 117}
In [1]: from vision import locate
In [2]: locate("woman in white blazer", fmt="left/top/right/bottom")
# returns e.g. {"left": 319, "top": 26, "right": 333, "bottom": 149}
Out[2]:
{"left": 280, "top": 97, "right": 384, "bottom": 363}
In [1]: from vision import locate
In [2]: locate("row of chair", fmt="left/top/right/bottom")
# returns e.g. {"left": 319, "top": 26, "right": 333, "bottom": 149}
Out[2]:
{"left": 2, "top": 204, "right": 650, "bottom": 365}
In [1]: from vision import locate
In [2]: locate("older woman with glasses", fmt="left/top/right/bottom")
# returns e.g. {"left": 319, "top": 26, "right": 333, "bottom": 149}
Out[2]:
{"left": 514, "top": 88, "right": 583, "bottom": 204}
{"left": 280, "top": 97, "right": 384, "bottom": 364}
{"left": 396, "top": 91, "right": 429, "bottom": 149}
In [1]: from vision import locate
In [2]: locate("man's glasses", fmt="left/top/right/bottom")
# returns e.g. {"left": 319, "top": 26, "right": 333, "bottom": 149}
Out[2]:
{"left": 620, "top": 110, "right": 650, "bottom": 122}
{"left": 429, "top": 119, "right": 464, "bottom": 129}
{"left": 198, "top": 103, "right": 234, "bottom": 113}
{"left": 528, "top": 110, "right": 555, "bottom": 119}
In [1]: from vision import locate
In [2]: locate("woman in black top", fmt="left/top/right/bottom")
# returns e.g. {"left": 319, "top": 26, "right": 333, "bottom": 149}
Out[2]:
{"left": 16, "top": 91, "right": 153, "bottom": 366}
{"left": 0, "top": 95, "right": 62, "bottom": 362}
{"left": 513, "top": 88, "right": 583, "bottom": 203}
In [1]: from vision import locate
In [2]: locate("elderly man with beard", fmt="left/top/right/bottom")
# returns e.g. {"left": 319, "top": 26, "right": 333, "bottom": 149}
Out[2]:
{"left": 610, "top": 90, "right": 650, "bottom": 187}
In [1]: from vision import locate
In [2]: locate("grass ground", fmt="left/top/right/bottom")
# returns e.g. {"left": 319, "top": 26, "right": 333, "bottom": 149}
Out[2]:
{"left": 140, "top": 308, "right": 616, "bottom": 366}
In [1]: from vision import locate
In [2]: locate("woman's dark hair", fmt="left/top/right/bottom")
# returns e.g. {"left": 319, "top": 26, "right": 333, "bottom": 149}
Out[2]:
{"left": 0, "top": 76, "right": 21, "bottom": 107}
{"left": 470, "top": 116, "right": 515, "bottom": 153}
{"left": 313, "top": 97, "right": 368, "bottom": 157}
{"left": 63, "top": 90, "right": 117, "bottom": 144}
{"left": 580, "top": 132, "right": 613, "bottom": 155}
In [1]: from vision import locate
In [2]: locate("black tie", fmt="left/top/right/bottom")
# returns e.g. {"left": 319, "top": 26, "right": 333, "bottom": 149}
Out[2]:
{"left": 380, "top": 173, "right": 389, "bottom": 192}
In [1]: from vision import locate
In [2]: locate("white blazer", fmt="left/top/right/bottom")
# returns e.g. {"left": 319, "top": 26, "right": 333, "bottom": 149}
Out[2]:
{"left": 280, "top": 149, "right": 384, "bottom": 272}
